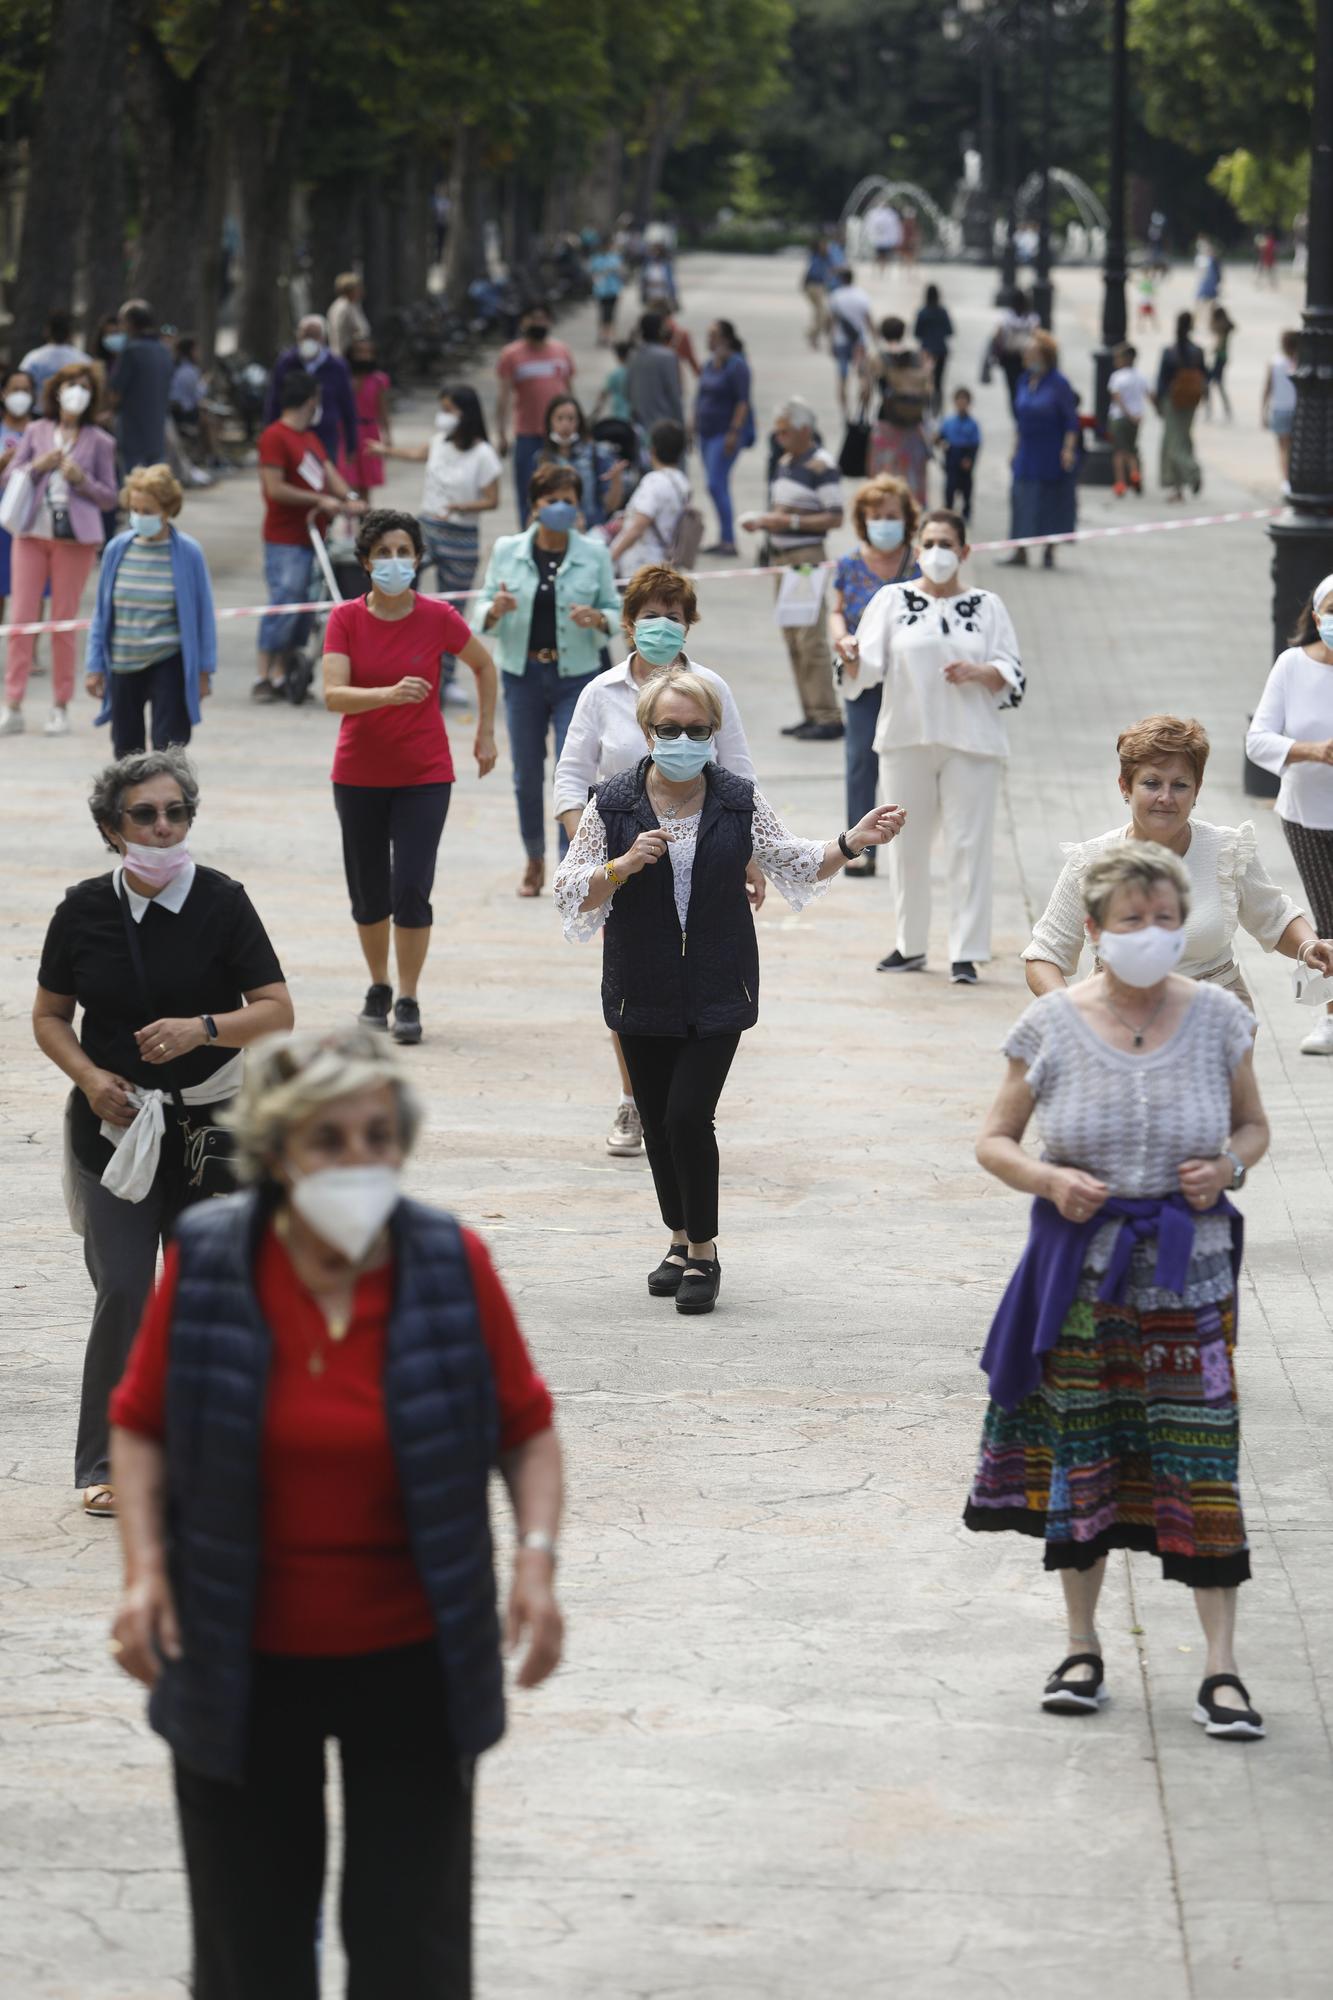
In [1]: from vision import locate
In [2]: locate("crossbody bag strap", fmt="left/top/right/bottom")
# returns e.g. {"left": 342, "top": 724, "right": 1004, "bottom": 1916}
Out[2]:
{"left": 117, "top": 876, "right": 187, "bottom": 1114}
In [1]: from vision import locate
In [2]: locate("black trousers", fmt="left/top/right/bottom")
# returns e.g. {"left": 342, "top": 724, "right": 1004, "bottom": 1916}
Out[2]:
{"left": 173, "top": 1642, "right": 474, "bottom": 2000}
{"left": 108, "top": 651, "right": 192, "bottom": 757}
{"left": 619, "top": 1029, "right": 741, "bottom": 1242}
{"left": 944, "top": 455, "right": 974, "bottom": 520}
{"left": 333, "top": 781, "right": 452, "bottom": 927}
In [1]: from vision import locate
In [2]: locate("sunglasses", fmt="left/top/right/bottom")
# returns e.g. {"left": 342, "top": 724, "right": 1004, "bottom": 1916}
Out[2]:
{"left": 653, "top": 723, "right": 713, "bottom": 743}
{"left": 122, "top": 802, "right": 191, "bottom": 827}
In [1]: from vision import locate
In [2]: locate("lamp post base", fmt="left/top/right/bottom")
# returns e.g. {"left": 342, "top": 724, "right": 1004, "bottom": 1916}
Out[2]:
{"left": 1077, "top": 346, "right": 1120, "bottom": 485}
{"left": 1268, "top": 506, "right": 1333, "bottom": 659}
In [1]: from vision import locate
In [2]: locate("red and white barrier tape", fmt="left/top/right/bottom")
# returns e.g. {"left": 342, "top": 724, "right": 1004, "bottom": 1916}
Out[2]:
{"left": 0, "top": 505, "right": 1283, "bottom": 640}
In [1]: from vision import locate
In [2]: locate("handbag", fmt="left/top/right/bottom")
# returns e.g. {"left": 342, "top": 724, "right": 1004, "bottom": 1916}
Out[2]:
{"left": 50, "top": 503, "right": 75, "bottom": 540}
{"left": 0, "top": 465, "right": 36, "bottom": 535}
{"left": 838, "top": 386, "right": 872, "bottom": 478}
{"left": 117, "top": 882, "right": 237, "bottom": 1197}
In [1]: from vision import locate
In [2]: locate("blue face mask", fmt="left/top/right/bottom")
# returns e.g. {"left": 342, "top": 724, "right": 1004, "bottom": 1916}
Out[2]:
{"left": 1319, "top": 614, "right": 1333, "bottom": 649}
{"left": 103, "top": 331, "right": 128, "bottom": 354}
{"left": 633, "top": 616, "right": 687, "bottom": 667}
{"left": 370, "top": 556, "right": 417, "bottom": 595}
{"left": 129, "top": 510, "right": 163, "bottom": 539}
{"left": 651, "top": 733, "right": 715, "bottom": 781}
{"left": 865, "top": 517, "right": 905, "bottom": 551}
{"left": 537, "top": 500, "right": 578, "bottom": 533}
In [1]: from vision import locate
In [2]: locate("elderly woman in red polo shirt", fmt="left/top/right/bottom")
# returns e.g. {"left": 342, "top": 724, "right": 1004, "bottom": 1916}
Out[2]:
{"left": 107, "top": 1028, "right": 563, "bottom": 2000}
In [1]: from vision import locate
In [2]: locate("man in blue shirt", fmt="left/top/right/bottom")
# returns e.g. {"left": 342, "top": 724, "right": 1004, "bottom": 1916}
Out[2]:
{"left": 938, "top": 386, "right": 982, "bottom": 522}
{"left": 802, "top": 237, "right": 839, "bottom": 350}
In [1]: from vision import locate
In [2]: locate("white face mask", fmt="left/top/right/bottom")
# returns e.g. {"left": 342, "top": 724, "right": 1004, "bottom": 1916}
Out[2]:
{"left": 435, "top": 410, "right": 458, "bottom": 436}
{"left": 297, "top": 338, "right": 322, "bottom": 363}
{"left": 1096, "top": 924, "right": 1186, "bottom": 988}
{"left": 5, "top": 390, "right": 33, "bottom": 417}
{"left": 290, "top": 1164, "right": 401, "bottom": 1262}
{"left": 918, "top": 544, "right": 960, "bottom": 584}
{"left": 58, "top": 383, "right": 92, "bottom": 417}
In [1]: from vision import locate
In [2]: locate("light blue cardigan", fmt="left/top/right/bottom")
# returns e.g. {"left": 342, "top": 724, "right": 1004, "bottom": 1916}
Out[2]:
{"left": 88, "top": 527, "right": 218, "bottom": 727}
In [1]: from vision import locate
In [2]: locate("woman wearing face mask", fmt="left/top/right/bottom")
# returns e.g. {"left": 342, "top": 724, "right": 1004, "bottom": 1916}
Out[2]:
{"left": 83, "top": 464, "right": 218, "bottom": 758}
{"left": 694, "top": 319, "right": 753, "bottom": 557}
{"left": 0, "top": 367, "right": 37, "bottom": 622}
{"left": 855, "top": 508, "right": 1024, "bottom": 982}
{"left": 475, "top": 461, "right": 622, "bottom": 896}
{"left": 104, "top": 1028, "right": 564, "bottom": 1995}
{"left": 968, "top": 844, "right": 1271, "bottom": 1740}
{"left": 1024, "top": 713, "right": 1328, "bottom": 1016}
{"left": 1246, "top": 583, "right": 1333, "bottom": 1054}
{"left": 554, "top": 563, "right": 758, "bottom": 1157}
{"left": 322, "top": 509, "right": 499, "bottom": 1045}
{"left": 31, "top": 748, "right": 293, "bottom": 1518}
{"left": 999, "top": 330, "right": 1081, "bottom": 572}
{"left": 537, "top": 392, "right": 625, "bottom": 530}
{"left": 554, "top": 668, "right": 906, "bottom": 1313}
{"left": 1, "top": 361, "right": 118, "bottom": 736}
{"left": 831, "top": 474, "right": 919, "bottom": 877}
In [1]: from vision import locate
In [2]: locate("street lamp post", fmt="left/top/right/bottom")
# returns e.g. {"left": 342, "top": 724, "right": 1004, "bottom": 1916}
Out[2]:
{"left": 1031, "top": 0, "right": 1055, "bottom": 327}
{"left": 1080, "top": 0, "right": 1128, "bottom": 484}
{"left": 1268, "top": 0, "right": 1333, "bottom": 657}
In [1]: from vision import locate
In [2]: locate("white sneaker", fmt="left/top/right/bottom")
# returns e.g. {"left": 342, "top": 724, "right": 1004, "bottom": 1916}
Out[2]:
{"left": 1300, "top": 1013, "right": 1333, "bottom": 1055}
{"left": 43, "top": 706, "right": 70, "bottom": 736}
{"left": 605, "top": 1101, "right": 644, "bottom": 1155}
{"left": 0, "top": 707, "right": 24, "bottom": 736}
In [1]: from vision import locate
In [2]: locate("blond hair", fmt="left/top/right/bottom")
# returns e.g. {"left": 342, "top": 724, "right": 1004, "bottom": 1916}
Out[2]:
{"left": 223, "top": 1028, "right": 421, "bottom": 1182}
{"left": 1082, "top": 840, "right": 1191, "bottom": 929}
{"left": 120, "top": 462, "right": 184, "bottom": 519}
{"left": 634, "top": 665, "right": 723, "bottom": 734}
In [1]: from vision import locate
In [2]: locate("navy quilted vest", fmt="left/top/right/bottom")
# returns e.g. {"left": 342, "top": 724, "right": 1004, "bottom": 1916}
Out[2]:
{"left": 148, "top": 1189, "right": 505, "bottom": 1782}
{"left": 597, "top": 756, "right": 759, "bottom": 1038}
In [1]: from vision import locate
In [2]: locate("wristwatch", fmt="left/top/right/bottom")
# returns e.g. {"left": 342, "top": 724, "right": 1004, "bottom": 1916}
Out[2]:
{"left": 200, "top": 1014, "right": 219, "bottom": 1041}
{"left": 1222, "top": 1148, "right": 1247, "bottom": 1190}
{"left": 518, "top": 1529, "right": 557, "bottom": 1564}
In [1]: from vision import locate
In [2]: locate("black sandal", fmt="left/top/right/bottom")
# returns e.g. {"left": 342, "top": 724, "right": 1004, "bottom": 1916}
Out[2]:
{"left": 1041, "top": 1653, "right": 1108, "bottom": 1714}
{"left": 647, "top": 1241, "right": 689, "bottom": 1297}
{"left": 1194, "top": 1674, "right": 1265, "bottom": 1739}
{"left": 676, "top": 1255, "right": 721, "bottom": 1316}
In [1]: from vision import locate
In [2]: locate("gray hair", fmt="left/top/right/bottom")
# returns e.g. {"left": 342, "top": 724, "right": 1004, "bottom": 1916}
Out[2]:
{"left": 1082, "top": 839, "right": 1191, "bottom": 928}
{"left": 774, "top": 394, "right": 816, "bottom": 433}
{"left": 88, "top": 747, "right": 199, "bottom": 850}
{"left": 222, "top": 1028, "right": 422, "bottom": 1183}
{"left": 298, "top": 312, "right": 328, "bottom": 339}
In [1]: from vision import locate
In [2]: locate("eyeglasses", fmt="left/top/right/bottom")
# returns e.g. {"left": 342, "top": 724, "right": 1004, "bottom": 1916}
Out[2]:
{"left": 653, "top": 723, "right": 713, "bottom": 743}
{"left": 122, "top": 802, "right": 191, "bottom": 827}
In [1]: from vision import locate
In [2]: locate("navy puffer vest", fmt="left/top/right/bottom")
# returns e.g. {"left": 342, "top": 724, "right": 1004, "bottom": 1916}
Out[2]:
{"left": 597, "top": 756, "right": 759, "bottom": 1038}
{"left": 148, "top": 1189, "right": 504, "bottom": 1782}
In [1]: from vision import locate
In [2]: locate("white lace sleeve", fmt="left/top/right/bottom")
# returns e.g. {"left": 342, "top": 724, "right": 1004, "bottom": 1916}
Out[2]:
{"left": 553, "top": 800, "right": 612, "bottom": 941}
{"left": 751, "top": 788, "right": 834, "bottom": 912}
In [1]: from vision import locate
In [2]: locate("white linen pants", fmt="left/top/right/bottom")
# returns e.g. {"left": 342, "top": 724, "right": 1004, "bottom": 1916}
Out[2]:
{"left": 878, "top": 744, "right": 1002, "bottom": 963}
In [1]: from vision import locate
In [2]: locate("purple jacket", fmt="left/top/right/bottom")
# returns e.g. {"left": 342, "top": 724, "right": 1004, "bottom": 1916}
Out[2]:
{"left": 6, "top": 419, "right": 119, "bottom": 545}
{"left": 979, "top": 1192, "right": 1244, "bottom": 1411}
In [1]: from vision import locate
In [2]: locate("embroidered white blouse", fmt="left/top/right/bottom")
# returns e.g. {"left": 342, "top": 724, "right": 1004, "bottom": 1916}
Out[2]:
{"left": 1022, "top": 818, "right": 1302, "bottom": 981}
{"left": 554, "top": 788, "right": 830, "bottom": 943}
{"left": 851, "top": 581, "right": 1024, "bottom": 761}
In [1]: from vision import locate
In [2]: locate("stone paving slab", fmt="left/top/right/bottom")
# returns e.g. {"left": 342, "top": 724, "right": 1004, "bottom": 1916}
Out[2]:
{"left": 1, "top": 250, "right": 1330, "bottom": 1997}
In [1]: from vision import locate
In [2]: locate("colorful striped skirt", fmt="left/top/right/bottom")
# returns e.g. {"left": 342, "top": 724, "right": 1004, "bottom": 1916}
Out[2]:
{"left": 964, "top": 1238, "right": 1250, "bottom": 1587}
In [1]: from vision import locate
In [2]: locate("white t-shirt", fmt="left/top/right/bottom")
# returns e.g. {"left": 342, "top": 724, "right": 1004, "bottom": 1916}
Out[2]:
{"left": 828, "top": 285, "right": 874, "bottom": 341}
{"left": 421, "top": 437, "right": 502, "bottom": 521}
{"left": 1108, "top": 366, "right": 1150, "bottom": 422}
{"left": 623, "top": 467, "right": 689, "bottom": 569}
{"left": 1267, "top": 356, "right": 1297, "bottom": 418}
{"left": 868, "top": 206, "right": 902, "bottom": 251}
{"left": 1246, "top": 645, "right": 1333, "bottom": 828}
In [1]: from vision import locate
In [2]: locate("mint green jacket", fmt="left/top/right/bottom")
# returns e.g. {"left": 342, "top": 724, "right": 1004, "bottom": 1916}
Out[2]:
{"left": 472, "top": 526, "right": 622, "bottom": 678}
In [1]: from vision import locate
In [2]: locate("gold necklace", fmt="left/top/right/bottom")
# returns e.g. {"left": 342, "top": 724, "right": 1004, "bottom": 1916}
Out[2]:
{"left": 275, "top": 1208, "right": 353, "bottom": 1373}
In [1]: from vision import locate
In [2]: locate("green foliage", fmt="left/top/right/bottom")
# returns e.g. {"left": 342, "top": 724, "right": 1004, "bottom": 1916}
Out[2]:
{"left": 1129, "top": 0, "right": 1314, "bottom": 158}
{"left": 1208, "top": 148, "right": 1310, "bottom": 229}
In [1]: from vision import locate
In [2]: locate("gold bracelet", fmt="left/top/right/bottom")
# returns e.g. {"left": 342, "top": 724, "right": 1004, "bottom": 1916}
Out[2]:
{"left": 604, "top": 860, "right": 624, "bottom": 888}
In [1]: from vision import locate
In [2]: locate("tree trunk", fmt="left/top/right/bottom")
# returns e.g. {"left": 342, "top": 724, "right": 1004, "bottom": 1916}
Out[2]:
{"left": 308, "top": 173, "right": 361, "bottom": 321}
{"left": 443, "top": 121, "right": 488, "bottom": 309}
{"left": 396, "top": 154, "right": 429, "bottom": 308}
{"left": 11, "top": 0, "right": 121, "bottom": 353}
{"left": 235, "top": 75, "right": 307, "bottom": 361}
{"left": 77, "top": 3, "right": 127, "bottom": 330}
{"left": 631, "top": 107, "right": 674, "bottom": 224}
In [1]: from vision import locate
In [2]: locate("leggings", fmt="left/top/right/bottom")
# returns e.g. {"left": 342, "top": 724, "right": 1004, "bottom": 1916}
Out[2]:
{"left": 333, "top": 782, "right": 451, "bottom": 927}
{"left": 173, "top": 1642, "right": 473, "bottom": 2000}
{"left": 618, "top": 1029, "right": 741, "bottom": 1242}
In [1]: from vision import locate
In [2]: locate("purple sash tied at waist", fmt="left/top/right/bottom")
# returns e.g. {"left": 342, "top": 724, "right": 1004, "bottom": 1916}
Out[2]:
{"left": 978, "top": 1192, "right": 1244, "bottom": 1412}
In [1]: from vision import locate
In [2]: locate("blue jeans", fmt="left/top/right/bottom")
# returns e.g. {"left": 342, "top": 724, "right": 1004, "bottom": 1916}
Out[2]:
{"left": 513, "top": 434, "right": 544, "bottom": 527}
{"left": 258, "top": 542, "right": 315, "bottom": 654}
{"left": 503, "top": 657, "right": 599, "bottom": 858}
{"left": 844, "top": 682, "right": 883, "bottom": 827}
{"left": 700, "top": 431, "right": 737, "bottom": 546}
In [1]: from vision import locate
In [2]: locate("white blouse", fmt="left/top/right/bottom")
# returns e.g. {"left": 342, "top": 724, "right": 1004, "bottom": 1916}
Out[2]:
{"left": 852, "top": 582, "right": 1024, "bottom": 760}
{"left": 420, "top": 437, "right": 503, "bottom": 521}
{"left": 1022, "top": 818, "right": 1302, "bottom": 981}
{"left": 1245, "top": 646, "right": 1333, "bottom": 830}
{"left": 551, "top": 655, "right": 754, "bottom": 818}
{"left": 554, "top": 788, "right": 830, "bottom": 943}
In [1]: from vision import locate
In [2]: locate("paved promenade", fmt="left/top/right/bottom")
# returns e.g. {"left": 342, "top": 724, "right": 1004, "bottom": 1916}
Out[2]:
{"left": 1, "top": 251, "right": 1330, "bottom": 1998}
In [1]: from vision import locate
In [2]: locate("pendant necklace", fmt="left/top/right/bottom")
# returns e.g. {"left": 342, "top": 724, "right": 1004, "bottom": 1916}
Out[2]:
{"left": 1099, "top": 986, "right": 1170, "bottom": 1049}
{"left": 275, "top": 1208, "right": 353, "bottom": 1373}
{"left": 651, "top": 776, "right": 704, "bottom": 822}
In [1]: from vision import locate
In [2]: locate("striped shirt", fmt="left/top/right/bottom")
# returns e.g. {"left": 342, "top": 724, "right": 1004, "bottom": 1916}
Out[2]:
{"left": 768, "top": 447, "right": 843, "bottom": 553}
{"left": 109, "top": 537, "right": 180, "bottom": 673}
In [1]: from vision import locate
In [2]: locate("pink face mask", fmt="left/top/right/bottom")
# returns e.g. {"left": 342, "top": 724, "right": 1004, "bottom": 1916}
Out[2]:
{"left": 122, "top": 838, "right": 193, "bottom": 887}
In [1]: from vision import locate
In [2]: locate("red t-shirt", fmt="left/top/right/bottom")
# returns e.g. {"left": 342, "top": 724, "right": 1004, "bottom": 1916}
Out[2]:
{"left": 495, "top": 338, "right": 576, "bottom": 435}
{"left": 109, "top": 1224, "right": 554, "bottom": 1657}
{"left": 259, "top": 420, "right": 330, "bottom": 545}
{"left": 325, "top": 594, "right": 470, "bottom": 787}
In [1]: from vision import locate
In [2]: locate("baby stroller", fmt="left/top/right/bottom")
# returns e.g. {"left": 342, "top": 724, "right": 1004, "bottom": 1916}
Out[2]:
{"left": 282, "top": 514, "right": 367, "bottom": 705}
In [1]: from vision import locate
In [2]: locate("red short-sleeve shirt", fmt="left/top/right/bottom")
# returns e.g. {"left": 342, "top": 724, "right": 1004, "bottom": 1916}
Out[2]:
{"left": 259, "top": 420, "right": 330, "bottom": 545}
{"left": 110, "top": 1224, "right": 554, "bottom": 1657}
{"left": 325, "top": 594, "right": 472, "bottom": 787}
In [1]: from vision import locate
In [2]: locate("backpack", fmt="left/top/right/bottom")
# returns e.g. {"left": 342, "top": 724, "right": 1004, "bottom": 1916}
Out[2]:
{"left": 878, "top": 347, "right": 932, "bottom": 429}
{"left": 654, "top": 468, "right": 704, "bottom": 570}
{"left": 1169, "top": 360, "right": 1206, "bottom": 411}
